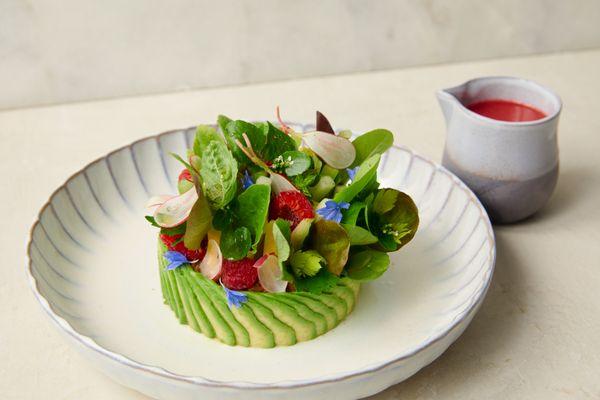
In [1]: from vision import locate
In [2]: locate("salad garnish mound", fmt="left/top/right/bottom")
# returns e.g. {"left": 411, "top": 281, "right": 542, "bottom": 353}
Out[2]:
{"left": 146, "top": 110, "right": 419, "bottom": 347}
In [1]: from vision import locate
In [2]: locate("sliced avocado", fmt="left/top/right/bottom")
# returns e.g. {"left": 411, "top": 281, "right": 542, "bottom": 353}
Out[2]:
{"left": 229, "top": 303, "right": 276, "bottom": 348}
{"left": 339, "top": 278, "right": 361, "bottom": 299}
{"left": 326, "top": 285, "right": 356, "bottom": 313}
{"left": 159, "top": 271, "right": 169, "bottom": 305}
{"left": 187, "top": 271, "right": 250, "bottom": 347}
{"left": 245, "top": 299, "right": 296, "bottom": 346}
{"left": 296, "top": 292, "right": 348, "bottom": 322}
{"left": 157, "top": 245, "right": 170, "bottom": 305}
{"left": 165, "top": 271, "right": 186, "bottom": 323}
{"left": 280, "top": 294, "right": 339, "bottom": 330}
{"left": 248, "top": 293, "right": 317, "bottom": 342}
{"left": 173, "top": 270, "right": 203, "bottom": 336}
{"left": 182, "top": 269, "right": 236, "bottom": 346}
{"left": 268, "top": 295, "right": 328, "bottom": 336}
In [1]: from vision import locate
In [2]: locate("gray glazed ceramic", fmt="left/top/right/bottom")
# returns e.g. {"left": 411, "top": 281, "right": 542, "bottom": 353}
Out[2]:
{"left": 437, "top": 76, "right": 562, "bottom": 223}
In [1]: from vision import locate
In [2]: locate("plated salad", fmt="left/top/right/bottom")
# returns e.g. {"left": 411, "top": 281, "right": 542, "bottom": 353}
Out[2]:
{"left": 146, "top": 110, "right": 419, "bottom": 347}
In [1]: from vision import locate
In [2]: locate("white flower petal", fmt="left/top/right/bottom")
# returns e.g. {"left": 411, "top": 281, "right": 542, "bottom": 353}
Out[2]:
{"left": 145, "top": 195, "right": 174, "bottom": 214}
{"left": 198, "top": 239, "right": 222, "bottom": 280}
{"left": 302, "top": 131, "right": 356, "bottom": 169}
{"left": 270, "top": 172, "right": 299, "bottom": 195}
{"left": 257, "top": 255, "right": 288, "bottom": 293}
{"left": 153, "top": 188, "right": 198, "bottom": 228}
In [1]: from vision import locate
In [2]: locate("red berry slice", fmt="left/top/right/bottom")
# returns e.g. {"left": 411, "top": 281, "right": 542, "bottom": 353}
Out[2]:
{"left": 269, "top": 191, "right": 315, "bottom": 229}
{"left": 178, "top": 169, "right": 193, "bottom": 182}
{"left": 221, "top": 258, "right": 258, "bottom": 290}
{"left": 160, "top": 233, "right": 205, "bottom": 262}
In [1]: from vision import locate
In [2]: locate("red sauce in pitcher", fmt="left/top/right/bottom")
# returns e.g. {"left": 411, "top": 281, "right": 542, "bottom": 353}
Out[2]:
{"left": 467, "top": 99, "right": 546, "bottom": 122}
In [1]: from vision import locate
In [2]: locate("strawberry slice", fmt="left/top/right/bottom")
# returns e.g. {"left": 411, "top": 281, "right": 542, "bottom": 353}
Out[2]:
{"left": 221, "top": 258, "right": 258, "bottom": 290}
{"left": 269, "top": 191, "right": 315, "bottom": 229}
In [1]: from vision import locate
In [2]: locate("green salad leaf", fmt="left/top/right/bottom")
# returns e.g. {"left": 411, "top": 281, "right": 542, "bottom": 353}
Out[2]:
{"left": 220, "top": 226, "right": 252, "bottom": 260}
{"left": 333, "top": 154, "right": 380, "bottom": 203}
{"left": 272, "top": 219, "right": 291, "bottom": 262}
{"left": 351, "top": 129, "right": 394, "bottom": 166}
{"left": 290, "top": 250, "right": 325, "bottom": 277}
{"left": 183, "top": 190, "right": 212, "bottom": 249}
{"left": 217, "top": 115, "right": 232, "bottom": 134}
{"left": 370, "top": 188, "right": 419, "bottom": 251}
{"left": 311, "top": 219, "right": 350, "bottom": 276}
{"left": 261, "top": 122, "right": 297, "bottom": 161}
{"left": 341, "top": 201, "right": 366, "bottom": 226}
{"left": 280, "top": 150, "right": 311, "bottom": 176}
{"left": 235, "top": 184, "right": 271, "bottom": 247}
{"left": 193, "top": 125, "right": 223, "bottom": 156}
{"left": 345, "top": 249, "right": 390, "bottom": 281}
{"left": 341, "top": 224, "right": 378, "bottom": 245}
{"left": 224, "top": 120, "right": 267, "bottom": 165}
{"left": 198, "top": 140, "right": 238, "bottom": 209}
{"left": 294, "top": 268, "right": 339, "bottom": 294}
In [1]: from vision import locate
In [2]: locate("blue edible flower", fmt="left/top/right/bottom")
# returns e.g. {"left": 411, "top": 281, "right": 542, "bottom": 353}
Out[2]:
{"left": 346, "top": 167, "right": 359, "bottom": 181}
{"left": 164, "top": 251, "right": 189, "bottom": 271}
{"left": 221, "top": 281, "right": 248, "bottom": 308}
{"left": 316, "top": 200, "right": 350, "bottom": 224}
{"left": 242, "top": 170, "right": 254, "bottom": 190}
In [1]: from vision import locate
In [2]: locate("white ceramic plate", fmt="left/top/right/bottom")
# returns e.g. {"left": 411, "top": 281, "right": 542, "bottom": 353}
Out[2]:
{"left": 27, "top": 125, "right": 495, "bottom": 400}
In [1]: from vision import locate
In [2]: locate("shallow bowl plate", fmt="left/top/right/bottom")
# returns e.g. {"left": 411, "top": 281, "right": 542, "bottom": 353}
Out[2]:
{"left": 27, "top": 125, "right": 495, "bottom": 400}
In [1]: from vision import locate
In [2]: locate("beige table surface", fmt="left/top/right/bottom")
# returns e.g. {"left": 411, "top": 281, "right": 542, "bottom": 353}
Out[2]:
{"left": 1, "top": 49, "right": 599, "bottom": 399}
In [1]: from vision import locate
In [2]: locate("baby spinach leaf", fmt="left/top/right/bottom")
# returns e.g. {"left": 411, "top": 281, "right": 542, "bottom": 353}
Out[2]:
{"left": 183, "top": 190, "right": 212, "bottom": 250}
{"left": 217, "top": 114, "right": 232, "bottom": 134}
{"left": 220, "top": 226, "right": 252, "bottom": 260}
{"left": 294, "top": 268, "right": 339, "bottom": 294}
{"left": 333, "top": 154, "right": 380, "bottom": 203}
{"left": 261, "top": 122, "right": 297, "bottom": 161}
{"left": 212, "top": 207, "right": 235, "bottom": 231}
{"left": 345, "top": 249, "right": 390, "bottom": 281}
{"left": 199, "top": 140, "right": 238, "bottom": 210}
{"left": 351, "top": 129, "right": 394, "bottom": 166}
{"left": 224, "top": 120, "right": 267, "bottom": 165}
{"left": 310, "top": 219, "right": 350, "bottom": 276}
{"left": 341, "top": 224, "right": 378, "bottom": 245}
{"left": 281, "top": 150, "right": 311, "bottom": 176}
{"left": 193, "top": 125, "right": 223, "bottom": 156}
{"left": 370, "top": 189, "right": 419, "bottom": 251}
{"left": 235, "top": 184, "right": 271, "bottom": 247}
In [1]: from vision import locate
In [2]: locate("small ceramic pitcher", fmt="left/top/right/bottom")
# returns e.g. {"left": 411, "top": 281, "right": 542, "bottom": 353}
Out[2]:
{"left": 437, "top": 76, "right": 562, "bottom": 223}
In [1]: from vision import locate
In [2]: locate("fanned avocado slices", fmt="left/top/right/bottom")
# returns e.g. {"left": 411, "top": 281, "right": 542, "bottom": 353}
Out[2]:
{"left": 158, "top": 241, "right": 360, "bottom": 347}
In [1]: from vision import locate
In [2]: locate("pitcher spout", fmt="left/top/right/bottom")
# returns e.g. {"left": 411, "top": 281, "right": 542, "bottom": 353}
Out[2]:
{"left": 436, "top": 87, "right": 462, "bottom": 124}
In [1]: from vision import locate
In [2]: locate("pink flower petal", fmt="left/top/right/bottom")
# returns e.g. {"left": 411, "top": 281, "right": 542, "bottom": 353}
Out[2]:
{"left": 153, "top": 188, "right": 198, "bottom": 228}
{"left": 303, "top": 131, "right": 356, "bottom": 169}
{"left": 257, "top": 255, "right": 288, "bottom": 293}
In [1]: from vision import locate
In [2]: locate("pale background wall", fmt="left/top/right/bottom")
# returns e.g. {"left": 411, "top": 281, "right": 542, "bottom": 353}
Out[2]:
{"left": 2, "top": 0, "right": 600, "bottom": 110}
